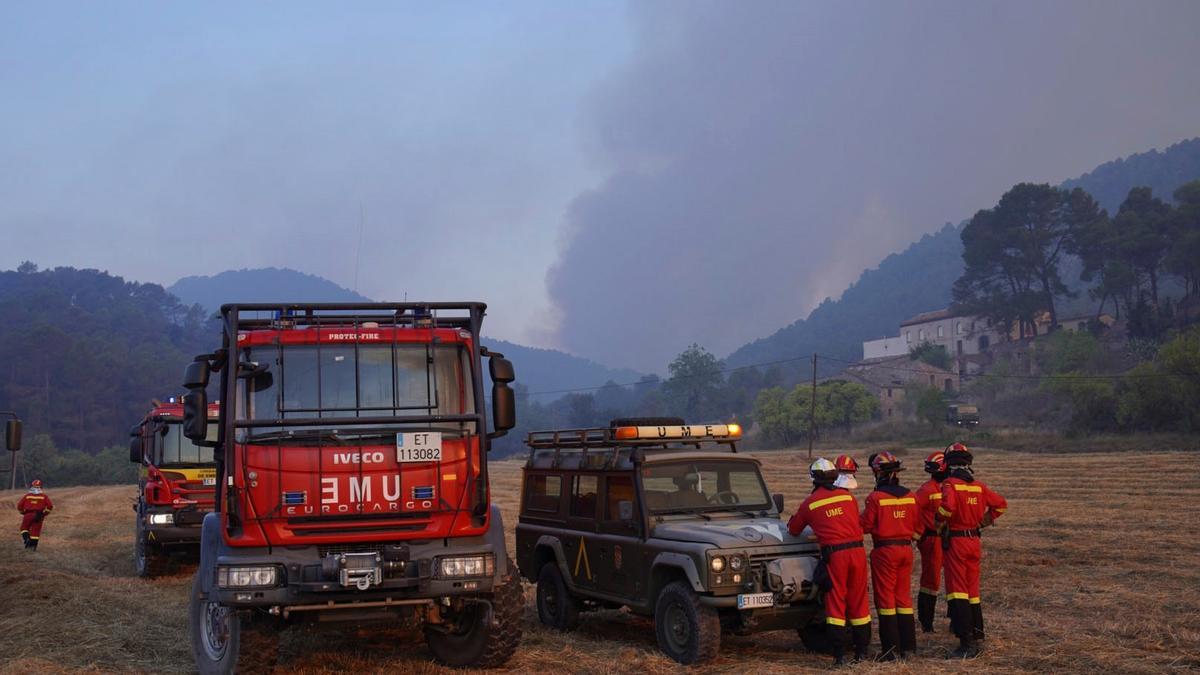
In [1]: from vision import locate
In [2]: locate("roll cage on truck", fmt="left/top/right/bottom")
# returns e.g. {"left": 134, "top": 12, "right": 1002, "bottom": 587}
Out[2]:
{"left": 129, "top": 399, "right": 220, "bottom": 577}
{"left": 178, "top": 303, "right": 521, "bottom": 674}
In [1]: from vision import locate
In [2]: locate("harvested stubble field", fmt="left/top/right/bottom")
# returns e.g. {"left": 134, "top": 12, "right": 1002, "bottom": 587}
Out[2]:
{"left": 1, "top": 447, "right": 1198, "bottom": 674}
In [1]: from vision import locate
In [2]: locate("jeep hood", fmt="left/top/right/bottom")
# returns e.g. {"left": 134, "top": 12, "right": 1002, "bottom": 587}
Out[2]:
{"left": 651, "top": 517, "right": 814, "bottom": 549}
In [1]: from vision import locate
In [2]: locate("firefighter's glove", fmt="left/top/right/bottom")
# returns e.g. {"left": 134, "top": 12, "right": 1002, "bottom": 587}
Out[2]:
{"left": 981, "top": 513, "right": 994, "bottom": 529}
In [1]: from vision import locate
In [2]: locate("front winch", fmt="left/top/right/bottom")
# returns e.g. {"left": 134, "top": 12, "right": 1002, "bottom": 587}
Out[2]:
{"left": 323, "top": 551, "right": 384, "bottom": 590}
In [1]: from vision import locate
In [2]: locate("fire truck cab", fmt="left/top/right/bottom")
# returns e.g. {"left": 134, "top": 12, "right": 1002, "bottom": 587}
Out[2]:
{"left": 129, "top": 400, "right": 219, "bottom": 577}
{"left": 180, "top": 303, "right": 521, "bottom": 674}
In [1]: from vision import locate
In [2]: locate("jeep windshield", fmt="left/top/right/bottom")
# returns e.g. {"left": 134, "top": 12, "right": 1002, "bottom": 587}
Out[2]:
{"left": 159, "top": 421, "right": 218, "bottom": 466}
{"left": 236, "top": 343, "right": 476, "bottom": 443}
{"left": 642, "top": 460, "right": 771, "bottom": 513}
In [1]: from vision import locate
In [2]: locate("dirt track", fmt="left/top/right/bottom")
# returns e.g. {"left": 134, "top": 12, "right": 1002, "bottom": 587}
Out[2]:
{"left": 1, "top": 447, "right": 1198, "bottom": 673}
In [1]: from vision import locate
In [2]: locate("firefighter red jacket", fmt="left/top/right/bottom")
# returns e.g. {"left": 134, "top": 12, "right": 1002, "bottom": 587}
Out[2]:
{"left": 914, "top": 478, "right": 943, "bottom": 534}
{"left": 17, "top": 491, "right": 53, "bottom": 516}
{"left": 937, "top": 475, "right": 1006, "bottom": 529}
{"left": 860, "top": 485, "right": 920, "bottom": 543}
{"left": 786, "top": 485, "right": 864, "bottom": 546}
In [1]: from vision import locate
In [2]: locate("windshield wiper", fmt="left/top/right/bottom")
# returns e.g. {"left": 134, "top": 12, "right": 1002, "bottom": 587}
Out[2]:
{"left": 654, "top": 509, "right": 712, "bottom": 521}
{"left": 244, "top": 429, "right": 348, "bottom": 445}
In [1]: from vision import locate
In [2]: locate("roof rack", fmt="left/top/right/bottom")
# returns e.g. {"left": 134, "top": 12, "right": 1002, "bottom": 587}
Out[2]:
{"left": 524, "top": 425, "right": 740, "bottom": 470}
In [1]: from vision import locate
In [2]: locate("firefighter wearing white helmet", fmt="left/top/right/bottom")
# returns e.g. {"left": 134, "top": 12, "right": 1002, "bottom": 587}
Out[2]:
{"left": 787, "top": 458, "right": 871, "bottom": 664}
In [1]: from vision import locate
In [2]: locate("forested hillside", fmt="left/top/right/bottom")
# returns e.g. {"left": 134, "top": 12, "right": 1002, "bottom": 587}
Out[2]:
{"left": 169, "top": 267, "right": 372, "bottom": 312}
{"left": 0, "top": 264, "right": 215, "bottom": 452}
{"left": 725, "top": 137, "right": 1200, "bottom": 378}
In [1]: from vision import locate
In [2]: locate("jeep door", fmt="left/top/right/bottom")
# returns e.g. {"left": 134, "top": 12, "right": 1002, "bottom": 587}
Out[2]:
{"left": 560, "top": 473, "right": 600, "bottom": 593}
{"left": 594, "top": 473, "right": 641, "bottom": 601}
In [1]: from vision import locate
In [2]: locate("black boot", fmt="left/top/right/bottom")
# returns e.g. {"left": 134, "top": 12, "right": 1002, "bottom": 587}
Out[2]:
{"left": 971, "top": 602, "right": 985, "bottom": 642}
{"left": 828, "top": 624, "right": 849, "bottom": 665}
{"left": 897, "top": 612, "right": 917, "bottom": 658}
{"left": 22, "top": 532, "right": 31, "bottom": 548}
{"left": 851, "top": 623, "right": 872, "bottom": 662}
{"left": 876, "top": 614, "right": 898, "bottom": 661}
{"left": 946, "top": 599, "right": 979, "bottom": 658}
{"left": 917, "top": 592, "right": 936, "bottom": 632}
{"left": 29, "top": 538, "right": 38, "bottom": 551}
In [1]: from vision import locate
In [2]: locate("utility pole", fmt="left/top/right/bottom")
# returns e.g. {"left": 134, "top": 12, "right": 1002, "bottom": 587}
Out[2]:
{"left": 808, "top": 353, "right": 817, "bottom": 460}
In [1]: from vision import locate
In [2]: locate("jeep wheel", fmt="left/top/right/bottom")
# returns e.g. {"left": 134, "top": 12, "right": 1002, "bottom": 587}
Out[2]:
{"left": 654, "top": 581, "right": 720, "bottom": 665}
{"left": 188, "top": 573, "right": 279, "bottom": 674}
{"left": 135, "top": 520, "right": 170, "bottom": 578}
{"left": 798, "top": 619, "right": 834, "bottom": 654}
{"left": 536, "top": 562, "right": 580, "bottom": 631}
{"left": 425, "top": 556, "right": 523, "bottom": 668}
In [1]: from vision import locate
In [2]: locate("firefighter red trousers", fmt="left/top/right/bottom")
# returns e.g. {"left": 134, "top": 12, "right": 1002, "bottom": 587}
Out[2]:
{"left": 825, "top": 547, "right": 871, "bottom": 628}
{"left": 20, "top": 512, "right": 46, "bottom": 541}
{"left": 917, "top": 535, "right": 942, "bottom": 596}
{"left": 943, "top": 536, "right": 982, "bottom": 604}
{"left": 870, "top": 543, "right": 914, "bottom": 615}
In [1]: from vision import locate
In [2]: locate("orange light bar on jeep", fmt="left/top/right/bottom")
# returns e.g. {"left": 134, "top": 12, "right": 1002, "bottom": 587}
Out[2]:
{"left": 614, "top": 424, "right": 741, "bottom": 441}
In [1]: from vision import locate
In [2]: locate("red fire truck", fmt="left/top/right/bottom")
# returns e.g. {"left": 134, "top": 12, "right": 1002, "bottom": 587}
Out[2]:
{"left": 129, "top": 400, "right": 221, "bottom": 577}
{"left": 179, "top": 303, "right": 521, "bottom": 673}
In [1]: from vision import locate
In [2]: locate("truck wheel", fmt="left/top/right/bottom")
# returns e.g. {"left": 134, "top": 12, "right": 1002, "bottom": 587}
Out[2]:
{"left": 188, "top": 573, "right": 279, "bottom": 674}
{"left": 654, "top": 581, "right": 720, "bottom": 665}
{"left": 425, "top": 556, "right": 523, "bottom": 668}
{"left": 135, "top": 520, "right": 170, "bottom": 578}
{"left": 536, "top": 562, "right": 580, "bottom": 631}
{"left": 798, "top": 619, "right": 833, "bottom": 654}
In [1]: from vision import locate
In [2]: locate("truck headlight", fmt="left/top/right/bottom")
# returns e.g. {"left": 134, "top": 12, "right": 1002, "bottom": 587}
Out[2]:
{"left": 217, "top": 565, "right": 280, "bottom": 589}
{"left": 436, "top": 554, "right": 495, "bottom": 578}
{"left": 147, "top": 513, "right": 174, "bottom": 526}
{"left": 710, "top": 556, "right": 726, "bottom": 573}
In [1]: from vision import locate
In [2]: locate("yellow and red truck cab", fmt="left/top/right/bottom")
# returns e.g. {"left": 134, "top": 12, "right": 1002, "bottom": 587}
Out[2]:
{"left": 130, "top": 400, "right": 220, "bottom": 576}
{"left": 181, "top": 303, "right": 521, "bottom": 673}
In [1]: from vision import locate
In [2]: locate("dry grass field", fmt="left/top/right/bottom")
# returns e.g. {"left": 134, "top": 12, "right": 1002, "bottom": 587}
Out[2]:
{"left": 2, "top": 446, "right": 1198, "bottom": 674}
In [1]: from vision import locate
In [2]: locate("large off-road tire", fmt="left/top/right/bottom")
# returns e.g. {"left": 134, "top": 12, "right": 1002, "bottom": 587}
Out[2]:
{"left": 654, "top": 581, "right": 721, "bottom": 665}
{"left": 425, "top": 556, "right": 523, "bottom": 668}
{"left": 798, "top": 619, "right": 834, "bottom": 654}
{"left": 188, "top": 573, "right": 279, "bottom": 674}
{"left": 135, "top": 519, "right": 171, "bottom": 578}
{"left": 536, "top": 562, "right": 580, "bottom": 631}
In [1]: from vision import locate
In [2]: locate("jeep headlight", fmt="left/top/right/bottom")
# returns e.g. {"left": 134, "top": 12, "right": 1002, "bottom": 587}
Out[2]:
{"left": 147, "top": 513, "right": 174, "bottom": 526}
{"left": 437, "top": 554, "right": 495, "bottom": 578}
{"left": 729, "top": 554, "right": 745, "bottom": 572}
{"left": 710, "top": 556, "right": 726, "bottom": 573}
{"left": 217, "top": 565, "right": 280, "bottom": 589}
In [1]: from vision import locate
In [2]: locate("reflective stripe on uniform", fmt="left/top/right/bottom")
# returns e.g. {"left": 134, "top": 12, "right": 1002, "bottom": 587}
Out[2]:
{"left": 879, "top": 497, "right": 916, "bottom": 506}
{"left": 994, "top": 508, "right": 1006, "bottom": 513}
{"left": 946, "top": 592, "right": 969, "bottom": 601}
{"left": 826, "top": 617, "right": 847, "bottom": 626}
{"left": 969, "top": 597, "right": 981, "bottom": 605}
{"left": 878, "top": 608, "right": 896, "bottom": 616}
{"left": 928, "top": 493, "right": 942, "bottom": 500}
{"left": 850, "top": 616, "right": 872, "bottom": 626}
{"left": 953, "top": 484, "right": 982, "bottom": 493}
{"left": 937, "top": 506, "right": 953, "bottom": 518}
{"left": 897, "top": 607, "right": 914, "bottom": 615}
{"left": 809, "top": 494, "right": 854, "bottom": 510}
{"left": 919, "top": 587, "right": 938, "bottom": 596}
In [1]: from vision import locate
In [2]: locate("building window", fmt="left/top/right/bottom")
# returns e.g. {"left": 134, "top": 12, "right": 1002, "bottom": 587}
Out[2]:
{"left": 957, "top": 321, "right": 964, "bottom": 335}
{"left": 944, "top": 378, "right": 953, "bottom": 392}
{"left": 928, "top": 375, "right": 934, "bottom": 386}
{"left": 906, "top": 331, "right": 911, "bottom": 343}
{"left": 937, "top": 325, "right": 944, "bottom": 338}
{"left": 887, "top": 408, "right": 892, "bottom": 418}
{"left": 918, "top": 329, "right": 925, "bottom": 341}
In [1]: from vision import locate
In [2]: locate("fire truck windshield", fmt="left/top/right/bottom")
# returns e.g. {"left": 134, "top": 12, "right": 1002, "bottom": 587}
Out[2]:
{"left": 160, "top": 421, "right": 217, "bottom": 466}
{"left": 237, "top": 343, "right": 475, "bottom": 439}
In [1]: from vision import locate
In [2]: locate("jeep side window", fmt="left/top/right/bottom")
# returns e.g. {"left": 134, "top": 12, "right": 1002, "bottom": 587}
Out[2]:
{"left": 525, "top": 473, "right": 563, "bottom": 514}
{"left": 571, "top": 475, "right": 598, "bottom": 519}
{"left": 603, "top": 475, "right": 635, "bottom": 521}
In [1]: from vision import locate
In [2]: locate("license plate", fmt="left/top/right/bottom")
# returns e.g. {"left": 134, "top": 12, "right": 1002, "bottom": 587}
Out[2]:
{"left": 737, "top": 592, "right": 775, "bottom": 610}
{"left": 397, "top": 432, "right": 442, "bottom": 463}
{"left": 202, "top": 477, "right": 217, "bottom": 486}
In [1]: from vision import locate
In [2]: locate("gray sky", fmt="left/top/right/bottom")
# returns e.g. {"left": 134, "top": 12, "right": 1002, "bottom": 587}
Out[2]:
{"left": 3, "top": 2, "right": 1200, "bottom": 372}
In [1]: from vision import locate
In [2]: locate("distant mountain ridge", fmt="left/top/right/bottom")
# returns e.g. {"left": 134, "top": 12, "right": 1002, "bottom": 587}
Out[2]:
{"left": 725, "top": 137, "right": 1200, "bottom": 378}
{"left": 167, "top": 267, "right": 642, "bottom": 397}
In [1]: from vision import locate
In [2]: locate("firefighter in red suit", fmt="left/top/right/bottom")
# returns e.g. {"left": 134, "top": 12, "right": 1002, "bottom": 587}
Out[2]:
{"left": 787, "top": 458, "right": 871, "bottom": 664}
{"left": 937, "top": 444, "right": 1007, "bottom": 658}
{"left": 17, "top": 479, "right": 53, "bottom": 550}
{"left": 915, "top": 450, "right": 949, "bottom": 632}
{"left": 861, "top": 452, "right": 920, "bottom": 660}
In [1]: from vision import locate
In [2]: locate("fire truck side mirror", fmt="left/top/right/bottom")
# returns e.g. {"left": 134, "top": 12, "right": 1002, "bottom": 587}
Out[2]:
{"left": 182, "top": 391, "right": 209, "bottom": 442}
{"left": 491, "top": 383, "right": 515, "bottom": 435}
{"left": 5, "top": 419, "right": 21, "bottom": 452}
{"left": 183, "top": 360, "right": 210, "bottom": 389}
{"left": 489, "top": 356, "right": 515, "bottom": 384}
